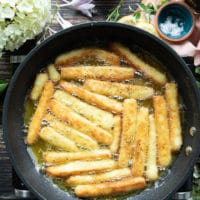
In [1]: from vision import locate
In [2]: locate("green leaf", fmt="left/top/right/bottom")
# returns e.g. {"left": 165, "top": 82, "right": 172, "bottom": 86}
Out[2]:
{"left": 0, "top": 80, "right": 8, "bottom": 95}
{"left": 132, "top": 12, "right": 141, "bottom": 23}
{"left": 145, "top": 13, "right": 151, "bottom": 22}
{"left": 146, "top": 3, "right": 158, "bottom": 14}
{"left": 195, "top": 67, "right": 200, "bottom": 75}
{"left": 151, "top": 3, "right": 158, "bottom": 11}
{"left": 160, "top": 0, "right": 169, "bottom": 6}
{"left": 133, "top": 0, "right": 169, "bottom": 23}
{"left": 138, "top": 3, "right": 147, "bottom": 11}
{"left": 196, "top": 81, "right": 200, "bottom": 88}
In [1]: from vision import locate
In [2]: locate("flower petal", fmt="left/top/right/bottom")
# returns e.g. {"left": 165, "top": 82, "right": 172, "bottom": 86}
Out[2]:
{"left": 60, "top": 0, "right": 95, "bottom": 17}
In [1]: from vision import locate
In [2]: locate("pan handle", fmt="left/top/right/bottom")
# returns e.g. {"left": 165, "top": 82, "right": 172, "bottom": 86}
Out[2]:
{"left": 173, "top": 170, "right": 193, "bottom": 200}
{"left": 173, "top": 191, "right": 192, "bottom": 200}
{"left": 12, "top": 168, "right": 36, "bottom": 199}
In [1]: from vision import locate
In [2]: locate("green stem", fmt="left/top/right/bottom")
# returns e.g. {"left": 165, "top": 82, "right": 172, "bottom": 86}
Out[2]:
{"left": 106, "top": 0, "right": 124, "bottom": 22}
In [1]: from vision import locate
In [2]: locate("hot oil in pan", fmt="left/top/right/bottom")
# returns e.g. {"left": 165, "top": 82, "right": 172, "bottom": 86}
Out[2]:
{"left": 24, "top": 43, "right": 184, "bottom": 199}
{"left": 24, "top": 102, "right": 149, "bottom": 198}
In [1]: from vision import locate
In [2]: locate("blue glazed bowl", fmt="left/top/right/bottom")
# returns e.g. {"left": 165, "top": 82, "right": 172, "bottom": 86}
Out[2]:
{"left": 155, "top": 2, "right": 195, "bottom": 42}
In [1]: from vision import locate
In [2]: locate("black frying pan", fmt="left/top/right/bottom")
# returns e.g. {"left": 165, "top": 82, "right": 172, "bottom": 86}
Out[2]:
{"left": 3, "top": 22, "right": 200, "bottom": 200}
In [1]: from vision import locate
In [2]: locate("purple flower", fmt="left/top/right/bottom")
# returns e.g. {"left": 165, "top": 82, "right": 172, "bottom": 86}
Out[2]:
{"left": 60, "top": 0, "right": 95, "bottom": 17}
{"left": 48, "top": 12, "right": 72, "bottom": 36}
{"left": 56, "top": 12, "right": 72, "bottom": 29}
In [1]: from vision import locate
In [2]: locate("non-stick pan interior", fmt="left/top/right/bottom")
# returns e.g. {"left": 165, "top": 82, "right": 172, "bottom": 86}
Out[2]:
{"left": 3, "top": 22, "right": 200, "bottom": 200}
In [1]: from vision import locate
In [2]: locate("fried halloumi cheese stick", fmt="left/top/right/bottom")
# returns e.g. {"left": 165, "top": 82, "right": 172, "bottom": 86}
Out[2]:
{"left": 118, "top": 99, "right": 137, "bottom": 167}
{"left": 146, "top": 114, "right": 158, "bottom": 181}
{"left": 44, "top": 114, "right": 98, "bottom": 150}
{"left": 49, "top": 99, "right": 113, "bottom": 145}
{"left": 132, "top": 107, "right": 149, "bottom": 177}
{"left": 165, "top": 83, "right": 182, "bottom": 152}
{"left": 84, "top": 79, "right": 154, "bottom": 100}
{"left": 110, "top": 42, "right": 167, "bottom": 85}
{"left": 55, "top": 48, "right": 120, "bottom": 67}
{"left": 30, "top": 73, "right": 48, "bottom": 101}
{"left": 153, "top": 95, "right": 171, "bottom": 167}
{"left": 74, "top": 177, "right": 146, "bottom": 197}
{"left": 27, "top": 81, "right": 54, "bottom": 145}
{"left": 61, "top": 66, "right": 134, "bottom": 81}
{"left": 39, "top": 126, "right": 78, "bottom": 152}
{"left": 43, "top": 149, "right": 111, "bottom": 164}
{"left": 46, "top": 159, "right": 117, "bottom": 177}
{"left": 66, "top": 168, "right": 131, "bottom": 186}
{"left": 47, "top": 64, "right": 60, "bottom": 82}
{"left": 54, "top": 90, "right": 114, "bottom": 130}
{"left": 110, "top": 115, "right": 121, "bottom": 154}
{"left": 60, "top": 81, "right": 122, "bottom": 114}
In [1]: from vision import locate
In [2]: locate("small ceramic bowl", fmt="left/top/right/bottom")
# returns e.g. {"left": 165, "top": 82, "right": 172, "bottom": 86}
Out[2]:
{"left": 155, "top": 1, "right": 195, "bottom": 42}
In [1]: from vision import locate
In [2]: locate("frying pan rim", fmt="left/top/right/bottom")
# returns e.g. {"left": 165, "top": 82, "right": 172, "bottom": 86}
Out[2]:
{"left": 3, "top": 21, "right": 200, "bottom": 200}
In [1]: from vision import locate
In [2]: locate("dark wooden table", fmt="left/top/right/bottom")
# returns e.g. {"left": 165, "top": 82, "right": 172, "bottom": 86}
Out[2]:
{"left": 0, "top": 0, "right": 199, "bottom": 199}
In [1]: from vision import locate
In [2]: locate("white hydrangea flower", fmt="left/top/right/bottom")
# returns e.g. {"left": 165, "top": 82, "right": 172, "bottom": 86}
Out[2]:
{"left": 0, "top": 32, "right": 7, "bottom": 50}
{"left": 0, "top": 0, "right": 18, "bottom": 7}
{"left": 0, "top": 4, "right": 15, "bottom": 20}
{"left": 0, "top": 0, "right": 51, "bottom": 55}
{"left": 16, "top": 1, "right": 34, "bottom": 13}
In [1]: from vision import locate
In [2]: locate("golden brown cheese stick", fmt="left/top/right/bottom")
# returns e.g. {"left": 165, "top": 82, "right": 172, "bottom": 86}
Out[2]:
{"left": 84, "top": 79, "right": 154, "bottom": 100}
{"left": 30, "top": 73, "right": 48, "bottom": 101}
{"left": 146, "top": 114, "right": 158, "bottom": 181}
{"left": 110, "top": 115, "right": 121, "bottom": 154}
{"left": 132, "top": 107, "right": 149, "bottom": 177}
{"left": 39, "top": 127, "right": 78, "bottom": 152}
{"left": 53, "top": 90, "right": 114, "bottom": 130}
{"left": 61, "top": 66, "right": 134, "bottom": 81}
{"left": 118, "top": 99, "right": 137, "bottom": 167}
{"left": 47, "top": 64, "right": 60, "bottom": 82}
{"left": 46, "top": 159, "right": 117, "bottom": 177}
{"left": 153, "top": 95, "right": 172, "bottom": 167}
{"left": 44, "top": 114, "right": 98, "bottom": 150}
{"left": 60, "top": 81, "right": 122, "bottom": 114}
{"left": 165, "top": 83, "right": 182, "bottom": 152}
{"left": 55, "top": 48, "right": 120, "bottom": 67}
{"left": 66, "top": 168, "right": 131, "bottom": 186}
{"left": 43, "top": 149, "right": 111, "bottom": 164}
{"left": 74, "top": 177, "right": 146, "bottom": 197}
{"left": 49, "top": 99, "right": 113, "bottom": 145}
{"left": 110, "top": 42, "right": 167, "bottom": 85}
{"left": 27, "top": 81, "right": 54, "bottom": 145}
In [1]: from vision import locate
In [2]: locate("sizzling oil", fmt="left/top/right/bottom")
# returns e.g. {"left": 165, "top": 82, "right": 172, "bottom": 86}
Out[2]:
{"left": 24, "top": 44, "right": 181, "bottom": 199}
